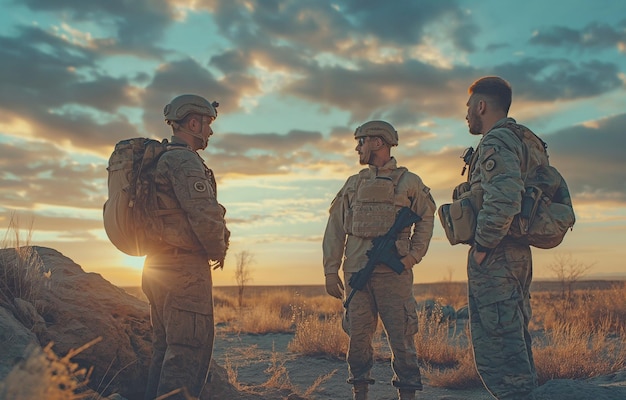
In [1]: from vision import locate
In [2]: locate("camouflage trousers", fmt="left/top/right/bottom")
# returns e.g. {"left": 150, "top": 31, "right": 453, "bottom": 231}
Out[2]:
{"left": 467, "top": 240, "right": 537, "bottom": 400}
{"left": 343, "top": 267, "right": 422, "bottom": 391}
{"left": 142, "top": 251, "right": 214, "bottom": 400}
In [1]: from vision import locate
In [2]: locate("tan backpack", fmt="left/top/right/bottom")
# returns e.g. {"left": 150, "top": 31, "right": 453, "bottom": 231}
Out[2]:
{"left": 103, "top": 138, "right": 175, "bottom": 256}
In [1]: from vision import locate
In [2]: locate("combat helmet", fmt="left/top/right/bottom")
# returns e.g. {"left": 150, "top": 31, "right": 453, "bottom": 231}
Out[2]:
{"left": 354, "top": 120, "right": 398, "bottom": 146}
{"left": 163, "top": 94, "right": 218, "bottom": 124}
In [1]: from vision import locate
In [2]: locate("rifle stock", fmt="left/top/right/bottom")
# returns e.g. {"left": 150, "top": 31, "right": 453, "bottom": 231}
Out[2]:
{"left": 343, "top": 206, "right": 422, "bottom": 309}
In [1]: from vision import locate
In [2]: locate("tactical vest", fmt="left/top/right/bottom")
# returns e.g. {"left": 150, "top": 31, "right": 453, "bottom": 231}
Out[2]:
{"left": 351, "top": 167, "right": 408, "bottom": 238}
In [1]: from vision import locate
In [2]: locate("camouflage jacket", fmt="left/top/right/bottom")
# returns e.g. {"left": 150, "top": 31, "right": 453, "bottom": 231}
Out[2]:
{"left": 470, "top": 117, "right": 526, "bottom": 249}
{"left": 153, "top": 136, "right": 227, "bottom": 259}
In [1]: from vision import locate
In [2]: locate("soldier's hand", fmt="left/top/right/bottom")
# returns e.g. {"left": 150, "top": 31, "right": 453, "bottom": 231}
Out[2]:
{"left": 401, "top": 256, "right": 414, "bottom": 270}
{"left": 210, "top": 259, "right": 224, "bottom": 270}
{"left": 473, "top": 251, "right": 487, "bottom": 265}
{"left": 325, "top": 273, "right": 344, "bottom": 299}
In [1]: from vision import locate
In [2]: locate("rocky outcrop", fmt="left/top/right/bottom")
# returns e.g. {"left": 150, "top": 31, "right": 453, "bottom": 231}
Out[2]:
{"left": 0, "top": 246, "right": 258, "bottom": 400}
{"left": 0, "top": 246, "right": 151, "bottom": 398}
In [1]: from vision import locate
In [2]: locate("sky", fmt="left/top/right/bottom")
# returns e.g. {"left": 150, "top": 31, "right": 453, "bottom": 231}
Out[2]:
{"left": 0, "top": 0, "right": 625, "bottom": 288}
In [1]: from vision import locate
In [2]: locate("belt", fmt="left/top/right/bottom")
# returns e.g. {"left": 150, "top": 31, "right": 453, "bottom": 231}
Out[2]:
{"left": 159, "top": 247, "right": 201, "bottom": 256}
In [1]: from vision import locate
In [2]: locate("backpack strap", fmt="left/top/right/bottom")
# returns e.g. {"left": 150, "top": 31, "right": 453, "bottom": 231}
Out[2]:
{"left": 504, "top": 121, "right": 548, "bottom": 181}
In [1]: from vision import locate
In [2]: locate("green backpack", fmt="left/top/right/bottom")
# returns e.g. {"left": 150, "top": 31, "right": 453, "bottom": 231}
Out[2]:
{"left": 103, "top": 138, "right": 171, "bottom": 256}
{"left": 439, "top": 123, "right": 575, "bottom": 249}
{"left": 506, "top": 123, "right": 576, "bottom": 249}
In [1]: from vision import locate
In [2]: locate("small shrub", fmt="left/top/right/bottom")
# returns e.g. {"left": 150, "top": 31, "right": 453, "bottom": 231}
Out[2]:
{"left": 288, "top": 314, "right": 347, "bottom": 359}
{"left": 0, "top": 338, "right": 101, "bottom": 400}
{"left": 230, "top": 304, "right": 293, "bottom": 334}
{"left": 534, "top": 320, "right": 626, "bottom": 384}
{"left": 424, "top": 349, "right": 482, "bottom": 389}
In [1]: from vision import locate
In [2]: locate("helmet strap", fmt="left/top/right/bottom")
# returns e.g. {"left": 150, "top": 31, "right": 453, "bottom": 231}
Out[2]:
{"left": 170, "top": 121, "right": 208, "bottom": 150}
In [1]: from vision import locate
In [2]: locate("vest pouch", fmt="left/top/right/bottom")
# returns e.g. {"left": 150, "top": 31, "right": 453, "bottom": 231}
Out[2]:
{"left": 438, "top": 197, "right": 476, "bottom": 246}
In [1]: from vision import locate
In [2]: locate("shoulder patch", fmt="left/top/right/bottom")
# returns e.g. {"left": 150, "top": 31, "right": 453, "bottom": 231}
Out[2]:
{"left": 484, "top": 159, "right": 496, "bottom": 171}
{"left": 194, "top": 181, "right": 208, "bottom": 192}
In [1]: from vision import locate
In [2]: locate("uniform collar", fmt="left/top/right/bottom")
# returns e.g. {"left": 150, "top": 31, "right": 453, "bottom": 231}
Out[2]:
{"left": 170, "top": 135, "right": 193, "bottom": 149}
{"left": 491, "top": 117, "right": 517, "bottom": 131}
{"left": 368, "top": 157, "right": 398, "bottom": 174}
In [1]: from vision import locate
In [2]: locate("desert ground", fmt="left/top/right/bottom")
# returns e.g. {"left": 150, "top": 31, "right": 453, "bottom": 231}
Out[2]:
{"left": 213, "top": 330, "right": 495, "bottom": 400}
{"left": 1, "top": 247, "right": 625, "bottom": 400}
{"left": 124, "top": 282, "right": 626, "bottom": 399}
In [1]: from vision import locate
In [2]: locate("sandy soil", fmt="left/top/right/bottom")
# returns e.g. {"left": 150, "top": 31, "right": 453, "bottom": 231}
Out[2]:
{"left": 213, "top": 330, "right": 494, "bottom": 400}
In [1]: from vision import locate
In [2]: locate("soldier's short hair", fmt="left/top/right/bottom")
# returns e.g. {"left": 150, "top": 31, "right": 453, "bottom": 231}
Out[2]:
{"left": 469, "top": 76, "right": 512, "bottom": 114}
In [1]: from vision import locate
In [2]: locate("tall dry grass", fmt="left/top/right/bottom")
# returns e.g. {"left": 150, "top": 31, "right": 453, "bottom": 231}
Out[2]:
{"left": 218, "top": 281, "right": 626, "bottom": 390}
{"left": 0, "top": 215, "right": 49, "bottom": 317}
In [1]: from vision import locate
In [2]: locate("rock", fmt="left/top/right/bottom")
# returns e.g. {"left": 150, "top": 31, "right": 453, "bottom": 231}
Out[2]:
{"left": 1, "top": 246, "right": 153, "bottom": 399}
{"left": 0, "top": 246, "right": 287, "bottom": 400}
{"left": 0, "top": 307, "right": 39, "bottom": 381}
{"left": 12, "top": 298, "right": 48, "bottom": 342}
{"left": 416, "top": 299, "right": 457, "bottom": 322}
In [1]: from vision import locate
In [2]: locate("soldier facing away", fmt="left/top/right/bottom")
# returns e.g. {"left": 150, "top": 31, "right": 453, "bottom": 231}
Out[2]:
{"left": 464, "top": 76, "right": 538, "bottom": 399}
{"left": 322, "top": 121, "right": 436, "bottom": 400}
{"left": 142, "top": 94, "right": 229, "bottom": 400}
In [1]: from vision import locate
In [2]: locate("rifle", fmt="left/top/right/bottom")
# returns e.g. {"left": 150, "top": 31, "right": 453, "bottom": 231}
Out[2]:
{"left": 343, "top": 206, "right": 422, "bottom": 309}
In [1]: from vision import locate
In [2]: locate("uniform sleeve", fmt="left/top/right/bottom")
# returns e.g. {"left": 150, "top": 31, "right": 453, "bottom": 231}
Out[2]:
{"left": 475, "top": 129, "right": 524, "bottom": 249}
{"left": 407, "top": 177, "right": 436, "bottom": 265}
{"left": 161, "top": 151, "right": 226, "bottom": 259}
{"left": 322, "top": 179, "right": 352, "bottom": 275}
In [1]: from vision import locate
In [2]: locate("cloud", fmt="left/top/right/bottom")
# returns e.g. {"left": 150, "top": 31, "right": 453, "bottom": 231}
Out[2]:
{"left": 0, "top": 1, "right": 624, "bottom": 238}
{"left": 492, "top": 59, "right": 623, "bottom": 102}
{"left": 19, "top": 0, "right": 174, "bottom": 57}
{"left": 544, "top": 112, "right": 625, "bottom": 202}
{"left": 529, "top": 22, "right": 626, "bottom": 51}
{"left": 0, "top": 140, "right": 105, "bottom": 210}
{"left": 212, "top": 129, "right": 323, "bottom": 154}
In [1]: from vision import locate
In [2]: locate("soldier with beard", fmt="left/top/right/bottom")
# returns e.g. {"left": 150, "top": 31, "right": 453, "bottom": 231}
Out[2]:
{"left": 464, "top": 76, "right": 538, "bottom": 399}
{"left": 322, "top": 120, "right": 436, "bottom": 400}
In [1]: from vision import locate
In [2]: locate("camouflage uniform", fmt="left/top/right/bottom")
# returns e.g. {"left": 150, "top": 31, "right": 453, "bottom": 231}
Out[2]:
{"left": 468, "top": 117, "right": 538, "bottom": 399}
{"left": 142, "top": 136, "right": 227, "bottom": 400}
{"left": 323, "top": 157, "right": 435, "bottom": 391}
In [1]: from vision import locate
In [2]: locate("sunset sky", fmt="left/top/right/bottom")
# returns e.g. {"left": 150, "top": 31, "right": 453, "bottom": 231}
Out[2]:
{"left": 1, "top": 0, "right": 624, "bottom": 288}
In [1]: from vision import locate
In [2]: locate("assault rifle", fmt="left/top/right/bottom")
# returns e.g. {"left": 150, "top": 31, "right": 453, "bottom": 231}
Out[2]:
{"left": 343, "top": 206, "right": 422, "bottom": 309}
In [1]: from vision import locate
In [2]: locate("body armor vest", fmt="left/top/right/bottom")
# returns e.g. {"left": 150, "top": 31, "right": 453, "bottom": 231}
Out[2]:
{"left": 351, "top": 167, "right": 407, "bottom": 238}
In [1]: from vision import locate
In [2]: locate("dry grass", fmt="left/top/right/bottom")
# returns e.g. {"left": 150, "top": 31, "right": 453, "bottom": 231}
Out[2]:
{"left": 534, "top": 320, "right": 626, "bottom": 383}
{"left": 223, "top": 343, "right": 335, "bottom": 399}
{"left": 415, "top": 311, "right": 467, "bottom": 368}
{"left": 0, "top": 338, "right": 102, "bottom": 399}
{"left": 424, "top": 349, "right": 482, "bottom": 389}
{"left": 288, "top": 314, "right": 348, "bottom": 359}
{"left": 218, "top": 282, "right": 626, "bottom": 391}
{"left": 0, "top": 215, "right": 49, "bottom": 314}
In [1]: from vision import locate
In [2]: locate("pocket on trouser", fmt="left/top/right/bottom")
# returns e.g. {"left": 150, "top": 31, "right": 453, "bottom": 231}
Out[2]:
{"left": 404, "top": 298, "right": 419, "bottom": 336}
{"left": 476, "top": 298, "right": 521, "bottom": 337}
{"left": 165, "top": 295, "right": 213, "bottom": 347}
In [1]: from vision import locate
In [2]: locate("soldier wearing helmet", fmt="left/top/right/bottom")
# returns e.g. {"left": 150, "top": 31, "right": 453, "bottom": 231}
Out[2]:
{"left": 142, "top": 94, "right": 229, "bottom": 400}
{"left": 322, "top": 120, "right": 436, "bottom": 400}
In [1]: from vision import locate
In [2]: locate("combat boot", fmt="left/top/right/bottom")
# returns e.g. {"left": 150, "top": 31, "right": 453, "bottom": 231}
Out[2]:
{"left": 352, "top": 382, "right": 369, "bottom": 400}
{"left": 398, "top": 388, "right": 416, "bottom": 400}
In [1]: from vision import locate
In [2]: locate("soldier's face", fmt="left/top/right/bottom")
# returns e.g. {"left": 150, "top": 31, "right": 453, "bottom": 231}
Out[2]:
{"left": 466, "top": 95, "right": 483, "bottom": 136}
{"left": 355, "top": 136, "right": 373, "bottom": 165}
{"left": 199, "top": 115, "right": 215, "bottom": 149}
